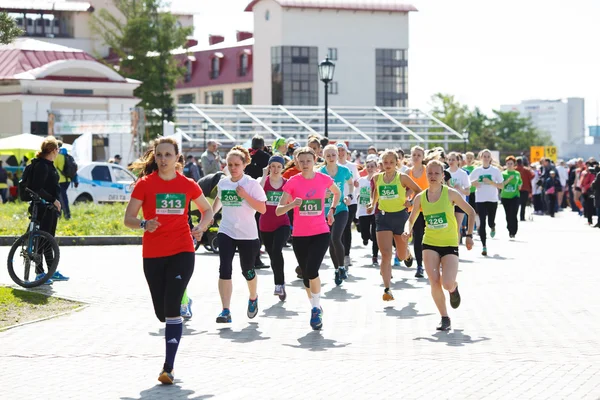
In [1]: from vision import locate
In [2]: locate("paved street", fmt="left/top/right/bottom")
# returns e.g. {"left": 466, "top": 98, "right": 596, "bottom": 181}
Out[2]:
{"left": 1, "top": 209, "right": 600, "bottom": 399}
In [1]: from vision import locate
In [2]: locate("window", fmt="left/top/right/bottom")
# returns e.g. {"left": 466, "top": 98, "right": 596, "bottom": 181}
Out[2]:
{"left": 238, "top": 53, "right": 248, "bottom": 76}
{"left": 210, "top": 57, "right": 220, "bottom": 79}
{"left": 271, "top": 46, "right": 318, "bottom": 106}
{"left": 178, "top": 94, "right": 195, "bottom": 104}
{"left": 375, "top": 49, "right": 408, "bottom": 107}
{"left": 204, "top": 91, "right": 223, "bottom": 105}
{"left": 185, "top": 59, "right": 192, "bottom": 82}
{"left": 291, "top": 46, "right": 310, "bottom": 64}
{"left": 328, "top": 81, "right": 338, "bottom": 95}
{"left": 91, "top": 166, "right": 111, "bottom": 182}
{"left": 327, "top": 48, "right": 338, "bottom": 61}
{"left": 233, "top": 88, "right": 252, "bottom": 105}
{"left": 111, "top": 167, "right": 134, "bottom": 183}
{"left": 64, "top": 89, "right": 93, "bottom": 95}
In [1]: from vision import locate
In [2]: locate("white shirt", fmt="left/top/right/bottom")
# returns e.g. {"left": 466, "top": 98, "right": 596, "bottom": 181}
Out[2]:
{"left": 448, "top": 167, "right": 471, "bottom": 200}
{"left": 356, "top": 176, "right": 374, "bottom": 217}
{"left": 339, "top": 161, "right": 360, "bottom": 205}
{"left": 217, "top": 175, "right": 267, "bottom": 240}
{"left": 556, "top": 165, "right": 568, "bottom": 187}
{"left": 469, "top": 165, "right": 503, "bottom": 203}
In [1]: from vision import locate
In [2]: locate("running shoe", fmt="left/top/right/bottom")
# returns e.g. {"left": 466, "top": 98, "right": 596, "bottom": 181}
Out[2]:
{"left": 274, "top": 284, "right": 287, "bottom": 301}
{"left": 372, "top": 257, "right": 379, "bottom": 267}
{"left": 255, "top": 260, "right": 270, "bottom": 270}
{"left": 310, "top": 306, "right": 323, "bottom": 330}
{"left": 344, "top": 255, "right": 352, "bottom": 267}
{"left": 51, "top": 271, "right": 69, "bottom": 281}
{"left": 490, "top": 228, "right": 496, "bottom": 238}
{"left": 180, "top": 298, "right": 193, "bottom": 320}
{"left": 216, "top": 309, "right": 232, "bottom": 323}
{"left": 393, "top": 256, "right": 401, "bottom": 267}
{"left": 382, "top": 288, "right": 394, "bottom": 301}
{"left": 415, "top": 265, "right": 424, "bottom": 278}
{"left": 247, "top": 297, "right": 259, "bottom": 319}
{"left": 158, "top": 369, "right": 174, "bottom": 385}
{"left": 450, "top": 285, "right": 461, "bottom": 309}
{"left": 334, "top": 269, "right": 343, "bottom": 286}
{"left": 35, "top": 273, "right": 53, "bottom": 285}
{"left": 363, "top": 239, "right": 369, "bottom": 246}
{"left": 481, "top": 247, "right": 488, "bottom": 256}
{"left": 339, "top": 266, "right": 348, "bottom": 280}
{"left": 295, "top": 266, "right": 303, "bottom": 279}
{"left": 436, "top": 316, "right": 451, "bottom": 331}
{"left": 404, "top": 253, "right": 414, "bottom": 268}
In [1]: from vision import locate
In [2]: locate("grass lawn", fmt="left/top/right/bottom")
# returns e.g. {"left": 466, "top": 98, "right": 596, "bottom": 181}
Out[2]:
{"left": 0, "top": 202, "right": 142, "bottom": 236}
{"left": 0, "top": 286, "right": 83, "bottom": 330}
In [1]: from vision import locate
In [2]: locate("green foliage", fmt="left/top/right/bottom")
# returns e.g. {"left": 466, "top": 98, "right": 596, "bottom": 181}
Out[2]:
{"left": 0, "top": 12, "right": 23, "bottom": 44}
{"left": 91, "top": 0, "right": 192, "bottom": 137}
{"left": 430, "top": 93, "right": 552, "bottom": 154}
{"left": 0, "top": 202, "right": 142, "bottom": 236}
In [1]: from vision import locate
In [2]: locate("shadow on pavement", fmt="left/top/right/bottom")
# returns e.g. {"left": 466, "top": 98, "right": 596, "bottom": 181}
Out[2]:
{"left": 322, "top": 285, "right": 361, "bottom": 302}
{"left": 121, "top": 384, "right": 213, "bottom": 400}
{"left": 282, "top": 330, "right": 350, "bottom": 352}
{"left": 261, "top": 303, "right": 300, "bottom": 319}
{"left": 149, "top": 326, "right": 207, "bottom": 337}
{"left": 413, "top": 329, "right": 491, "bottom": 347}
{"left": 381, "top": 303, "right": 435, "bottom": 319}
{"left": 390, "top": 278, "right": 420, "bottom": 291}
{"left": 211, "top": 322, "right": 271, "bottom": 343}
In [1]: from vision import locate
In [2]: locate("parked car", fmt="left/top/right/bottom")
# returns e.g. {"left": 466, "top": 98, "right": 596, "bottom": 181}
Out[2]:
{"left": 67, "top": 162, "right": 135, "bottom": 205}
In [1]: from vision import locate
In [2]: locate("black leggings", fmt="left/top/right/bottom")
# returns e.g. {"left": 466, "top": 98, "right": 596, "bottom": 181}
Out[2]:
{"left": 143, "top": 252, "right": 195, "bottom": 322}
{"left": 476, "top": 202, "right": 498, "bottom": 247}
{"left": 342, "top": 204, "right": 357, "bottom": 257}
{"left": 412, "top": 212, "right": 425, "bottom": 265}
{"left": 501, "top": 196, "right": 519, "bottom": 236}
{"left": 217, "top": 233, "right": 260, "bottom": 281}
{"left": 359, "top": 215, "right": 378, "bottom": 258}
{"left": 261, "top": 225, "right": 290, "bottom": 285}
{"left": 293, "top": 233, "right": 330, "bottom": 288}
{"left": 329, "top": 211, "right": 348, "bottom": 269}
{"left": 35, "top": 206, "right": 58, "bottom": 273}
{"left": 518, "top": 190, "right": 529, "bottom": 221}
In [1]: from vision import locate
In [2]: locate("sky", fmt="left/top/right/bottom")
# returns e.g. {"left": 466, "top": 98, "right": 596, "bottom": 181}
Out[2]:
{"left": 174, "top": 0, "right": 600, "bottom": 127}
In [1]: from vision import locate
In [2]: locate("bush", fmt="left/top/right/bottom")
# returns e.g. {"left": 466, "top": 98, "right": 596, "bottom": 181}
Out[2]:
{"left": 0, "top": 202, "right": 142, "bottom": 236}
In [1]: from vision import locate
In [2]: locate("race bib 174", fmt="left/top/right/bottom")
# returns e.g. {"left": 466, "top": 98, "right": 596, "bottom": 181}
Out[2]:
{"left": 156, "top": 193, "right": 186, "bottom": 215}
{"left": 266, "top": 190, "right": 283, "bottom": 206}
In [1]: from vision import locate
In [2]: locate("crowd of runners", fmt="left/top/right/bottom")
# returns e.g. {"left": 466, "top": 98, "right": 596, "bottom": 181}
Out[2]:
{"left": 123, "top": 135, "right": 600, "bottom": 384}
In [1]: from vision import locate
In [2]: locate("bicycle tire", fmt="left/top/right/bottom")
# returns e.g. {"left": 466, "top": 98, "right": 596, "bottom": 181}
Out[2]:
{"left": 7, "top": 231, "right": 60, "bottom": 288}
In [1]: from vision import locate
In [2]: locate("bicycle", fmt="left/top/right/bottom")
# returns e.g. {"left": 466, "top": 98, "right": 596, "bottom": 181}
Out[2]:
{"left": 7, "top": 188, "right": 61, "bottom": 288}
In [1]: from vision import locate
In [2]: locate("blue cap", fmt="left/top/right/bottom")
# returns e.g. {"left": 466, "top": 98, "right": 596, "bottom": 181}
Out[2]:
{"left": 269, "top": 155, "right": 285, "bottom": 166}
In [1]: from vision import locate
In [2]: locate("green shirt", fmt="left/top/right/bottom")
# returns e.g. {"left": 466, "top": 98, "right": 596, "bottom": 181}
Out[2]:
{"left": 500, "top": 170, "right": 522, "bottom": 199}
{"left": 463, "top": 165, "right": 476, "bottom": 193}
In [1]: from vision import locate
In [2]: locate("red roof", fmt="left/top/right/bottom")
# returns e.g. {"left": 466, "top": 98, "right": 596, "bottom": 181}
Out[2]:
{"left": 245, "top": 0, "right": 417, "bottom": 12}
{"left": 0, "top": 39, "right": 96, "bottom": 80}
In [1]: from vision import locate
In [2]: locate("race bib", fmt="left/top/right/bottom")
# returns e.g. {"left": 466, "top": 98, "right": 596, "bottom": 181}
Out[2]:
{"left": 426, "top": 212, "right": 448, "bottom": 230}
{"left": 221, "top": 189, "right": 243, "bottom": 207}
{"left": 324, "top": 191, "right": 333, "bottom": 207}
{"left": 299, "top": 199, "right": 322, "bottom": 216}
{"left": 479, "top": 174, "right": 492, "bottom": 183}
{"left": 379, "top": 184, "right": 399, "bottom": 200}
{"left": 156, "top": 193, "right": 185, "bottom": 215}
{"left": 359, "top": 187, "right": 370, "bottom": 205}
{"left": 266, "top": 190, "right": 282, "bottom": 206}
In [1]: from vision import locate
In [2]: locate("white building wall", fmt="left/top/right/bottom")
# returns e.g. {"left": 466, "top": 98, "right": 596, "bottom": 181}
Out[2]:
{"left": 567, "top": 97, "right": 585, "bottom": 142}
{"left": 252, "top": 0, "right": 284, "bottom": 105}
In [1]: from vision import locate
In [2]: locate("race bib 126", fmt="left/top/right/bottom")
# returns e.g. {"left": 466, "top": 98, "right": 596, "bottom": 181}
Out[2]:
{"left": 299, "top": 199, "right": 322, "bottom": 216}
{"left": 156, "top": 193, "right": 186, "bottom": 215}
{"left": 221, "top": 190, "right": 243, "bottom": 207}
{"left": 425, "top": 212, "right": 448, "bottom": 230}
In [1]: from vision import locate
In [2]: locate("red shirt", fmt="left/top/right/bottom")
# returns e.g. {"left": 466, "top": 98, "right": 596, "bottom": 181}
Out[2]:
{"left": 516, "top": 165, "right": 534, "bottom": 193}
{"left": 259, "top": 176, "right": 290, "bottom": 232}
{"left": 131, "top": 171, "right": 202, "bottom": 258}
{"left": 282, "top": 166, "right": 301, "bottom": 179}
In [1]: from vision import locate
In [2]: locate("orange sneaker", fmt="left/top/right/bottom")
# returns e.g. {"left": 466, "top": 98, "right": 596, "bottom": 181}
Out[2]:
{"left": 382, "top": 289, "right": 394, "bottom": 301}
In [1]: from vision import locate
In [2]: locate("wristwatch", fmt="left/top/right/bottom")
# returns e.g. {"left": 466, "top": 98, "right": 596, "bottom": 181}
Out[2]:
{"left": 140, "top": 220, "right": 147, "bottom": 230}
{"left": 465, "top": 233, "right": 473, "bottom": 238}
{"left": 329, "top": 207, "right": 337, "bottom": 214}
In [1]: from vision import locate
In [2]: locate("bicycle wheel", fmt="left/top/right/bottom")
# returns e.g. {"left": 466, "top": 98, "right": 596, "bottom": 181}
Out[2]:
{"left": 7, "top": 231, "right": 60, "bottom": 288}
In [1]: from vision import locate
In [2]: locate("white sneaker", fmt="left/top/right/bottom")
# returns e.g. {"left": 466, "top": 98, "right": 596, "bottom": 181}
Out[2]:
{"left": 344, "top": 255, "right": 351, "bottom": 267}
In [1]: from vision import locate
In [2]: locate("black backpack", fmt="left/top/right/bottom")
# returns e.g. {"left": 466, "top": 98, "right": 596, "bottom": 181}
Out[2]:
{"left": 60, "top": 153, "right": 78, "bottom": 180}
{"left": 18, "top": 160, "right": 37, "bottom": 201}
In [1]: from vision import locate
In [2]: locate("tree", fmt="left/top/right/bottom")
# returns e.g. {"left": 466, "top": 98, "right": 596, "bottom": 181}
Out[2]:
{"left": 0, "top": 12, "right": 23, "bottom": 44}
{"left": 91, "top": 0, "right": 192, "bottom": 136}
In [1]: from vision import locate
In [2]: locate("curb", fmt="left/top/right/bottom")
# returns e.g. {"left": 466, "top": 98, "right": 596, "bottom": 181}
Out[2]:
{"left": 0, "top": 236, "right": 142, "bottom": 246}
{"left": 0, "top": 304, "right": 90, "bottom": 332}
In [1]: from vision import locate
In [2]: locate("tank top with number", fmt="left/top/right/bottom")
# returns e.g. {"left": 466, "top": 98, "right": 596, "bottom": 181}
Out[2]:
{"left": 259, "top": 176, "right": 290, "bottom": 232}
{"left": 421, "top": 186, "right": 458, "bottom": 247}
{"left": 376, "top": 172, "right": 406, "bottom": 213}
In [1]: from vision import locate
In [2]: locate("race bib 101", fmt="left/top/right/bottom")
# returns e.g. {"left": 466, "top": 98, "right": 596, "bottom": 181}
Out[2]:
{"left": 156, "top": 193, "right": 186, "bottom": 215}
{"left": 299, "top": 199, "right": 322, "bottom": 216}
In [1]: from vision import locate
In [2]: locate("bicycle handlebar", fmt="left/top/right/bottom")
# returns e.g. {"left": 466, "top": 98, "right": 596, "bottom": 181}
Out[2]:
{"left": 25, "top": 188, "right": 60, "bottom": 213}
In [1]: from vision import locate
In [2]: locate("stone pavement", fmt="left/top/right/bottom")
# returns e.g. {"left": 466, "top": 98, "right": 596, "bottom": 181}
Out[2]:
{"left": 1, "top": 209, "right": 599, "bottom": 399}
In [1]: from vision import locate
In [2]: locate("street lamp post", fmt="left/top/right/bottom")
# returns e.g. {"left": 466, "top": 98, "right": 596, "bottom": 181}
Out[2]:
{"left": 462, "top": 130, "right": 469, "bottom": 153}
{"left": 318, "top": 57, "right": 335, "bottom": 138}
{"left": 201, "top": 120, "right": 209, "bottom": 150}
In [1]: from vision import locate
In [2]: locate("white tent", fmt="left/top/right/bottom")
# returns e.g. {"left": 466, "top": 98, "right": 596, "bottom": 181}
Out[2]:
{"left": 0, "top": 133, "right": 72, "bottom": 161}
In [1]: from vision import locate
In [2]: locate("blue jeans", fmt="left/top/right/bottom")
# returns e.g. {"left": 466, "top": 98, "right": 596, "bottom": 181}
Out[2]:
{"left": 59, "top": 182, "right": 71, "bottom": 219}
{"left": 0, "top": 188, "right": 7, "bottom": 203}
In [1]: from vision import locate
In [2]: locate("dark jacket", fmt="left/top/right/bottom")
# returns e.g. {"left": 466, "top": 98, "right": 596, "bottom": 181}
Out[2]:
{"left": 245, "top": 148, "right": 270, "bottom": 180}
{"left": 29, "top": 158, "right": 60, "bottom": 203}
{"left": 544, "top": 176, "right": 562, "bottom": 193}
{"left": 592, "top": 171, "right": 600, "bottom": 208}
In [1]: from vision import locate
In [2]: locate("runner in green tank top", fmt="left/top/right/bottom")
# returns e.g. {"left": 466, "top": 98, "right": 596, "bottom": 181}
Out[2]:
{"left": 367, "top": 150, "right": 421, "bottom": 302}
{"left": 405, "top": 160, "right": 476, "bottom": 331}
